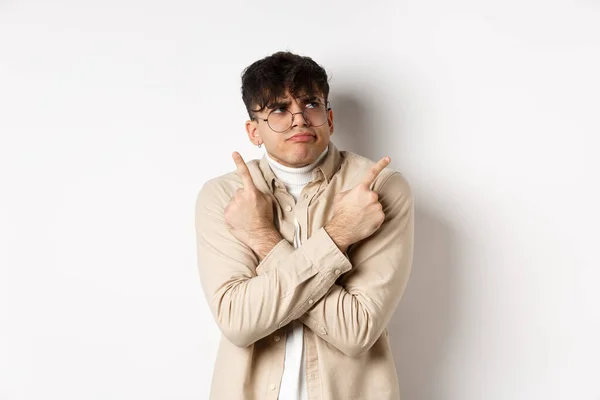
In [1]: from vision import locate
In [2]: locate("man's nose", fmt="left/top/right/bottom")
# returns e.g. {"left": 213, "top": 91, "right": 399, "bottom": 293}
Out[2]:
{"left": 288, "top": 100, "right": 309, "bottom": 128}
{"left": 291, "top": 109, "right": 309, "bottom": 128}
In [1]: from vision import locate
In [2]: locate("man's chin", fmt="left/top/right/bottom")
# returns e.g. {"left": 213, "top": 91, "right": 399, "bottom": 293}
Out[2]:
{"left": 277, "top": 154, "right": 311, "bottom": 168}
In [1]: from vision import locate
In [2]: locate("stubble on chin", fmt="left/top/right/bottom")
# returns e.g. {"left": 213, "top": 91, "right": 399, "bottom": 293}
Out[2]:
{"left": 289, "top": 148, "right": 319, "bottom": 166}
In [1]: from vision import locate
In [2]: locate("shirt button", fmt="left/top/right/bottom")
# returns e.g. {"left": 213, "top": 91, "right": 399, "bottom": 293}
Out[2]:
{"left": 334, "top": 269, "right": 341, "bottom": 275}
{"left": 274, "top": 335, "right": 281, "bottom": 342}
{"left": 285, "top": 205, "right": 293, "bottom": 212}
{"left": 308, "top": 299, "right": 314, "bottom": 305}
{"left": 269, "top": 384, "right": 276, "bottom": 390}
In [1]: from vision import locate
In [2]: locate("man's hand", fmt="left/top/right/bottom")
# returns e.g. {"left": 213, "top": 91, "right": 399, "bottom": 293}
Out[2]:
{"left": 225, "top": 152, "right": 282, "bottom": 258}
{"left": 325, "top": 156, "right": 391, "bottom": 252}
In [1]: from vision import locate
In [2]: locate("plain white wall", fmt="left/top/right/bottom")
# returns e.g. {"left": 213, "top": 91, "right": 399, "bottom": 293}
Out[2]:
{"left": 1, "top": 0, "right": 598, "bottom": 399}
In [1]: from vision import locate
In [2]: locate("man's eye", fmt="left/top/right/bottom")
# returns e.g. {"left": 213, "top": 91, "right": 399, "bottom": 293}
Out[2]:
{"left": 272, "top": 107, "right": 287, "bottom": 113}
{"left": 305, "top": 102, "right": 320, "bottom": 109}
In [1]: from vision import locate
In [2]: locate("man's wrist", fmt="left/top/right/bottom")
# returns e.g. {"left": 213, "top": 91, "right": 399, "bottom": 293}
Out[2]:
{"left": 252, "top": 228, "right": 283, "bottom": 261}
{"left": 324, "top": 222, "right": 350, "bottom": 253}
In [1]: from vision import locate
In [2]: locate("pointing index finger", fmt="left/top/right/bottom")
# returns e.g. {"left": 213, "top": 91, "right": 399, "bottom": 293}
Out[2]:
{"left": 232, "top": 151, "right": 255, "bottom": 189}
{"left": 360, "top": 156, "right": 391, "bottom": 188}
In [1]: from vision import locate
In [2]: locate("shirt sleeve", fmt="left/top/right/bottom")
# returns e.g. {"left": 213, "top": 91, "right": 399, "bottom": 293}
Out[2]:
{"left": 298, "top": 172, "right": 415, "bottom": 357}
{"left": 194, "top": 178, "right": 352, "bottom": 348}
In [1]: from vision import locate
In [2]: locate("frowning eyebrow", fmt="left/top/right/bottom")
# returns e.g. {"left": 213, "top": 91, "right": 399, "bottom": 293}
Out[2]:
{"left": 267, "top": 95, "right": 322, "bottom": 110}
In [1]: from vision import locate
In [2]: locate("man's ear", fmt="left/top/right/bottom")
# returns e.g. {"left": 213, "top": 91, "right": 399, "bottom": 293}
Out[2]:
{"left": 245, "top": 119, "right": 262, "bottom": 146}
{"left": 327, "top": 108, "right": 334, "bottom": 136}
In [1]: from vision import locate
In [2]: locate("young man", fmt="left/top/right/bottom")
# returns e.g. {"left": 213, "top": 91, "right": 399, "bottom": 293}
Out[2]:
{"left": 195, "top": 51, "right": 414, "bottom": 400}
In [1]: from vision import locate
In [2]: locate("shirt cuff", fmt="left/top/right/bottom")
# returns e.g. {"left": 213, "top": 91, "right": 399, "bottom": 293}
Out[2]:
{"left": 255, "top": 238, "right": 294, "bottom": 275}
{"left": 300, "top": 227, "right": 352, "bottom": 275}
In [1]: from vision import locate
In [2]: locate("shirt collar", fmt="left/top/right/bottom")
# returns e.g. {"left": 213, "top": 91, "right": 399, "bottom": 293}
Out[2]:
{"left": 258, "top": 141, "right": 343, "bottom": 191}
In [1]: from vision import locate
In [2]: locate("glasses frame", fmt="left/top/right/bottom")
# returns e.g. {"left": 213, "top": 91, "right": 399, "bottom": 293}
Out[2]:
{"left": 254, "top": 101, "right": 332, "bottom": 133}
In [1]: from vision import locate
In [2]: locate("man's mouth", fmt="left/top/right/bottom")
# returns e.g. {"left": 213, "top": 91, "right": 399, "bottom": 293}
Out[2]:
{"left": 288, "top": 132, "right": 315, "bottom": 142}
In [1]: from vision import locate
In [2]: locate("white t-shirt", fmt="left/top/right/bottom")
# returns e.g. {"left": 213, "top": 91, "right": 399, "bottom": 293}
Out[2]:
{"left": 265, "top": 147, "right": 329, "bottom": 399}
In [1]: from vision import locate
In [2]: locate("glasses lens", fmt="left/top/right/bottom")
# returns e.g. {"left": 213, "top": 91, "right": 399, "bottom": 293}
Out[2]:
{"left": 304, "top": 103, "right": 327, "bottom": 127}
{"left": 267, "top": 110, "right": 292, "bottom": 132}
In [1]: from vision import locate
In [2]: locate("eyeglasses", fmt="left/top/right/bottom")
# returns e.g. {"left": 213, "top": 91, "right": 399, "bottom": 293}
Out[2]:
{"left": 254, "top": 101, "right": 331, "bottom": 133}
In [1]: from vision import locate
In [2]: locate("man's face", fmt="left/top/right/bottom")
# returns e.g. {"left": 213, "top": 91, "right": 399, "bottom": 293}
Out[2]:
{"left": 245, "top": 91, "right": 334, "bottom": 168}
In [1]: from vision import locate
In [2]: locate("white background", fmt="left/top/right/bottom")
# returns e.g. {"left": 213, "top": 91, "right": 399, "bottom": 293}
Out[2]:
{"left": 1, "top": 1, "right": 598, "bottom": 399}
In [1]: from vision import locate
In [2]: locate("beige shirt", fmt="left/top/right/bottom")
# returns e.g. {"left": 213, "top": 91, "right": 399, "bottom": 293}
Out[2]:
{"left": 194, "top": 141, "right": 415, "bottom": 400}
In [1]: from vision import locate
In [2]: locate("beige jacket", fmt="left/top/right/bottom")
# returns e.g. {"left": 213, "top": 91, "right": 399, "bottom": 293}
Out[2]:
{"left": 194, "top": 141, "right": 414, "bottom": 400}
